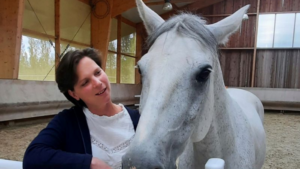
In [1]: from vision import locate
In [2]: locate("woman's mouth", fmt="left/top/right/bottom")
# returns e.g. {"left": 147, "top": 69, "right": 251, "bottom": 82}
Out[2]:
{"left": 96, "top": 88, "right": 106, "bottom": 95}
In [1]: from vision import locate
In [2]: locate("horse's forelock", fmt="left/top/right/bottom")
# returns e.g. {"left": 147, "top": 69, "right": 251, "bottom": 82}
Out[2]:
{"left": 146, "top": 13, "right": 218, "bottom": 57}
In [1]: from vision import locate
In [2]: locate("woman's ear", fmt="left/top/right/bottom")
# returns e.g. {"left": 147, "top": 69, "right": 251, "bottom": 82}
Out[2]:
{"left": 68, "top": 90, "right": 80, "bottom": 100}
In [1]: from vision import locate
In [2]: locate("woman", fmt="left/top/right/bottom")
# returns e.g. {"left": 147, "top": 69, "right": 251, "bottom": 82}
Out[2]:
{"left": 23, "top": 48, "right": 140, "bottom": 169}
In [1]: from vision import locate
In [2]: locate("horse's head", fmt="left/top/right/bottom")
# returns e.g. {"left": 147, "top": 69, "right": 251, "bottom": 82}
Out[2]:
{"left": 122, "top": 1, "right": 249, "bottom": 168}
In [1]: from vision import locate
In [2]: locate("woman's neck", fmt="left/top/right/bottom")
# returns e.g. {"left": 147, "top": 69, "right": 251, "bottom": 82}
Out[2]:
{"left": 87, "top": 102, "right": 122, "bottom": 117}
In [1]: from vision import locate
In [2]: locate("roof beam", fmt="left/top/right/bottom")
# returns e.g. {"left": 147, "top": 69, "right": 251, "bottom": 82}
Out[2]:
{"left": 78, "top": 0, "right": 89, "bottom": 5}
{"left": 112, "top": 0, "right": 149, "bottom": 18}
{"left": 145, "top": 0, "right": 197, "bottom": 6}
{"left": 161, "top": 0, "right": 223, "bottom": 19}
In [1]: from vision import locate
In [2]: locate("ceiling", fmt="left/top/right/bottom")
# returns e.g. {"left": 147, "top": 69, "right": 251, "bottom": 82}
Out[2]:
{"left": 121, "top": 0, "right": 194, "bottom": 23}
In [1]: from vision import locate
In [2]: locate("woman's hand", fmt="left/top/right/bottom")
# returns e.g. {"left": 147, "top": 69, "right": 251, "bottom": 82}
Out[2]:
{"left": 91, "top": 157, "right": 112, "bottom": 169}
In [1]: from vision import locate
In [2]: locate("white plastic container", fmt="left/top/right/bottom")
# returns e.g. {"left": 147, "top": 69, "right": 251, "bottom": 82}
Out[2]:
{"left": 0, "top": 159, "right": 23, "bottom": 169}
{"left": 205, "top": 158, "right": 225, "bottom": 169}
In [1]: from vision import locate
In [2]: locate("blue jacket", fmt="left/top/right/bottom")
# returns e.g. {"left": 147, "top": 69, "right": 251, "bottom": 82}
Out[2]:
{"left": 23, "top": 106, "right": 140, "bottom": 169}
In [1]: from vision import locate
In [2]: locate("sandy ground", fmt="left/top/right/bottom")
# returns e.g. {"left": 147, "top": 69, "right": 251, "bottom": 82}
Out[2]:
{"left": 0, "top": 112, "right": 300, "bottom": 168}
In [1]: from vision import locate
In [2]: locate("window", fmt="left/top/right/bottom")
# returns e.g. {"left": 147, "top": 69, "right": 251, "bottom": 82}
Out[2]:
{"left": 257, "top": 14, "right": 275, "bottom": 48}
{"left": 19, "top": 35, "right": 55, "bottom": 81}
{"left": 121, "top": 55, "right": 135, "bottom": 84}
{"left": 274, "top": 14, "right": 295, "bottom": 47}
{"left": 19, "top": 0, "right": 91, "bottom": 81}
{"left": 257, "top": 13, "right": 300, "bottom": 48}
{"left": 120, "top": 22, "right": 136, "bottom": 84}
{"left": 106, "top": 53, "right": 117, "bottom": 83}
{"left": 106, "top": 18, "right": 118, "bottom": 83}
{"left": 294, "top": 13, "right": 300, "bottom": 47}
{"left": 19, "top": 0, "right": 55, "bottom": 81}
{"left": 106, "top": 18, "right": 137, "bottom": 84}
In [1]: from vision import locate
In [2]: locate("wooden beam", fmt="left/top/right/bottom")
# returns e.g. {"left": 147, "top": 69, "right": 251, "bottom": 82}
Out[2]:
{"left": 112, "top": 0, "right": 200, "bottom": 18}
{"left": 172, "top": 3, "right": 179, "bottom": 10}
{"left": 112, "top": 0, "right": 150, "bottom": 18}
{"left": 145, "top": 2, "right": 164, "bottom": 6}
{"left": 121, "top": 16, "right": 136, "bottom": 27}
{"left": 161, "top": 0, "right": 224, "bottom": 19}
{"left": 251, "top": 0, "right": 260, "bottom": 87}
{"left": 203, "top": 13, "right": 257, "bottom": 17}
{"left": 55, "top": 0, "right": 60, "bottom": 69}
{"left": 0, "top": 0, "right": 25, "bottom": 79}
{"left": 117, "top": 16, "right": 121, "bottom": 83}
{"left": 78, "top": 0, "right": 90, "bottom": 5}
{"left": 146, "top": 0, "right": 197, "bottom": 5}
{"left": 135, "top": 23, "right": 143, "bottom": 84}
{"left": 91, "top": 0, "right": 113, "bottom": 70}
{"left": 184, "top": 0, "right": 223, "bottom": 11}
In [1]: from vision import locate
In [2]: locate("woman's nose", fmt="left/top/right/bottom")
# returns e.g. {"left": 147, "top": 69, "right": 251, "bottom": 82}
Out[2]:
{"left": 92, "top": 77, "right": 102, "bottom": 88}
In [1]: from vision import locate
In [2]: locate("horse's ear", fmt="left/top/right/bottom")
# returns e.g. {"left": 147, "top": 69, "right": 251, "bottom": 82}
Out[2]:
{"left": 206, "top": 5, "right": 250, "bottom": 45}
{"left": 136, "top": 0, "right": 165, "bottom": 35}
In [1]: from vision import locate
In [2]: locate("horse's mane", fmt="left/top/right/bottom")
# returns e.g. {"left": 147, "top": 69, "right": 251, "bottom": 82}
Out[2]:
{"left": 147, "top": 13, "right": 218, "bottom": 55}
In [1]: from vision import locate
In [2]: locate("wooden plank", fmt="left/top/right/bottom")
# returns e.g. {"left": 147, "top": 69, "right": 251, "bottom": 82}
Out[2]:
{"left": 55, "top": 0, "right": 60, "bottom": 69}
{"left": 219, "top": 48, "right": 254, "bottom": 50}
{"left": 260, "top": 0, "right": 299, "bottom": 12}
{"left": 0, "top": 0, "right": 25, "bottom": 79}
{"left": 292, "top": 0, "right": 300, "bottom": 11}
{"left": 255, "top": 49, "right": 300, "bottom": 88}
{"left": 117, "top": 16, "right": 121, "bottom": 83}
{"left": 219, "top": 50, "right": 253, "bottom": 87}
{"left": 251, "top": 0, "right": 260, "bottom": 87}
{"left": 91, "top": 0, "right": 113, "bottom": 70}
{"left": 203, "top": 13, "right": 257, "bottom": 17}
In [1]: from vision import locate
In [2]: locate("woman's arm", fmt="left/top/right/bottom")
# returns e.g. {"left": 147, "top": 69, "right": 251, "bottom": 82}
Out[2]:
{"left": 23, "top": 110, "right": 92, "bottom": 169}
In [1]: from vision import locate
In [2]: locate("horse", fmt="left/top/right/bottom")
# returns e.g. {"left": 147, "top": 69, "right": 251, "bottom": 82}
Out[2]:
{"left": 122, "top": 0, "right": 266, "bottom": 168}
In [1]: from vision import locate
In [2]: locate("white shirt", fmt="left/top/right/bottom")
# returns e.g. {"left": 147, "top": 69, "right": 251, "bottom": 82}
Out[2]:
{"left": 83, "top": 104, "right": 135, "bottom": 169}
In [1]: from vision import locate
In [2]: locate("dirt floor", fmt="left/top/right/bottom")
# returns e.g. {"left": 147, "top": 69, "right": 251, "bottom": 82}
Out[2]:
{"left": 0, "top": 112, "right": 299, "bottom": 168}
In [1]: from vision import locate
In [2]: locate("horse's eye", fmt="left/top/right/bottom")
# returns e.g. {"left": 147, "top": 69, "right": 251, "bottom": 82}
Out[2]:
{"left": 196, "top": 67, "right": 212, "bottom": 82}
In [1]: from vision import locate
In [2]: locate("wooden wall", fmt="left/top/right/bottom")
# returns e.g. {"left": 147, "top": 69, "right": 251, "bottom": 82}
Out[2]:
{"left": 196, "top": 0, "right": 300, "bottom": 89}
{"left": 260, "top": 0, "right": 300, "bottom": 12}
{"left": 138, "top": 0, "right": 300, "bottom": 88}
{"left": 219, "top": 50, "right": 253, "bottom": 87}
{"left": 255, "top": 50, "right": 300, "bottom": 88}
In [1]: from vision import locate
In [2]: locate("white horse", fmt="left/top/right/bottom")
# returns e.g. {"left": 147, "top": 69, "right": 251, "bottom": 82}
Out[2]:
{"left": 122, "top": 0, "right": 266, "bottom": 169}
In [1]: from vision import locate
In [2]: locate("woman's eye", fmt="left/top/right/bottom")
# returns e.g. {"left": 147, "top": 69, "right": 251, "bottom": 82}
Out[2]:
{"left": 96, "top": 70, "right": 101, "bottom": 76}
{"left": 81, "top": 81, "right": 88, "bottom": 86}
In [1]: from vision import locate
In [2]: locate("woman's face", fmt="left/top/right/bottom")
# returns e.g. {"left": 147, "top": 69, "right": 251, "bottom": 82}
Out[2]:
{"left": 68, "top": 56, "right": 111, "bottom": 107}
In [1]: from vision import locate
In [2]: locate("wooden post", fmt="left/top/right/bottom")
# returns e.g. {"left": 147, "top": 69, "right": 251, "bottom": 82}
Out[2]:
{"left": 91, "top": 0, "right": 113, "bottom": 70}
{"left": 55, "top": 0, "right": 60, "bottom": 69}
{"left": 117, "top": 15, "right": 121, "bottom": 83}
{"left": 251, "top": 0, "right": 260, "bottom": 87}
{"left": 135, "top": 23, "right": 143, "bottom": 84}
{"left": 0, "top": 0, "right": 25, "bottom": 79}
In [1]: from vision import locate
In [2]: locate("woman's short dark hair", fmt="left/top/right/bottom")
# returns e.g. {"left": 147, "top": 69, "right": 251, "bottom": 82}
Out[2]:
{"left": 55, "top": 48, "right": 102, "bottom": 107}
